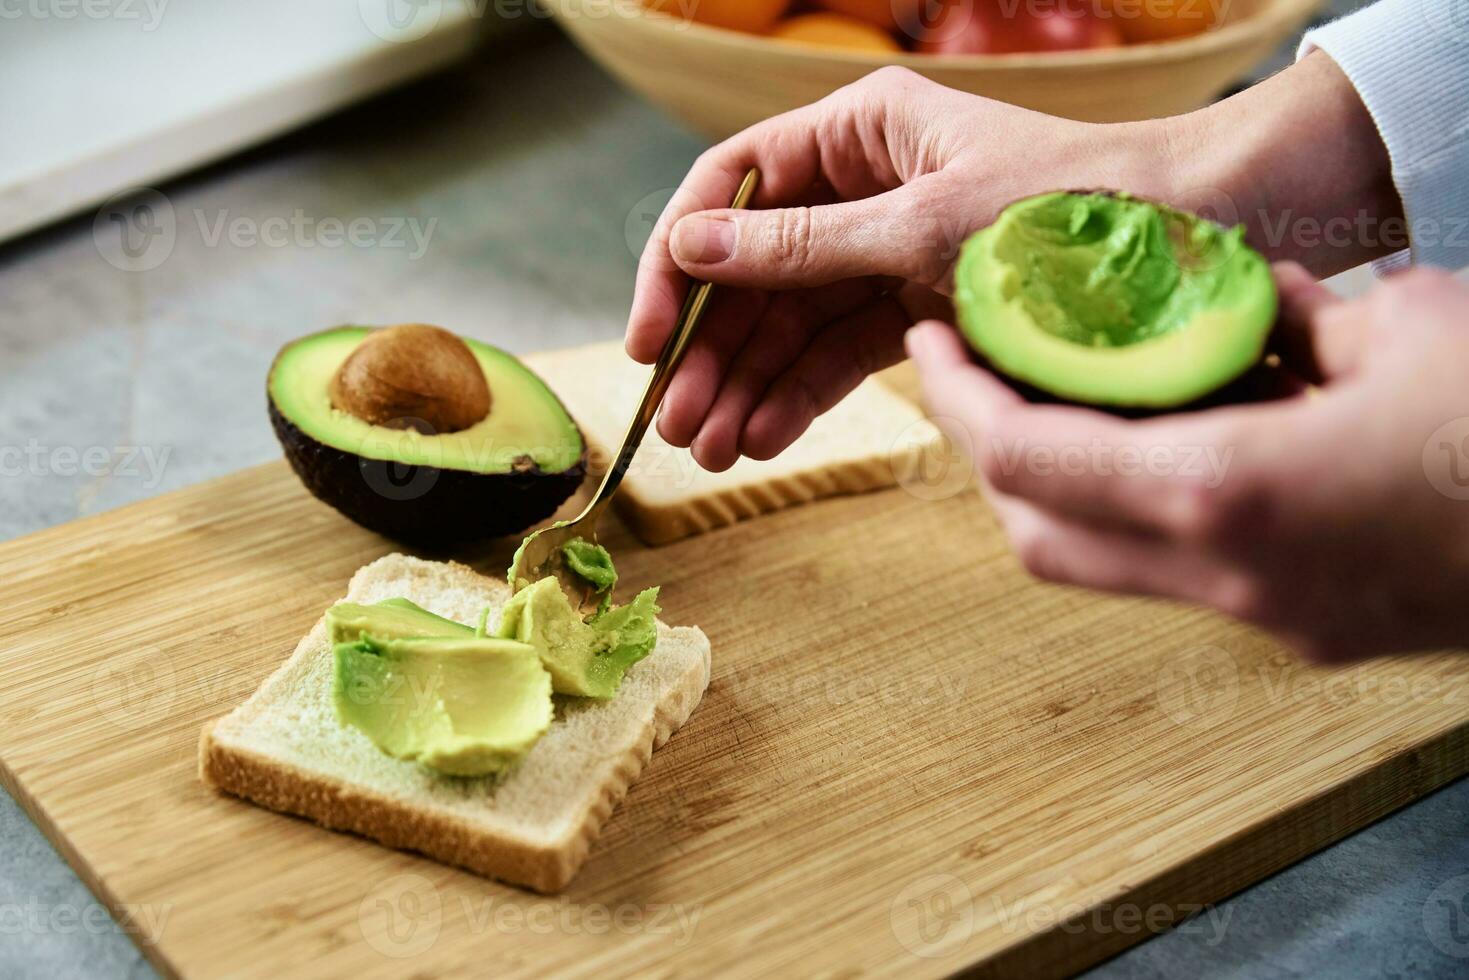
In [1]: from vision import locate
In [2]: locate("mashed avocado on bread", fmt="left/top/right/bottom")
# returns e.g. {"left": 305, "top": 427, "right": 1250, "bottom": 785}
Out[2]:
{"left": 954, "top": 191, "right": 1277, "bottom": 408}
{"left": 333, "top": 633, "right": 553, "bottom": 778}
{"left": 328, "top": 545, "right": 659, "bottom": 777}
{"left": 561, "top": 537, "right": 617, "bottom": 593}
{"left": 496, "top": 579, "right": 659, "bottom": 700}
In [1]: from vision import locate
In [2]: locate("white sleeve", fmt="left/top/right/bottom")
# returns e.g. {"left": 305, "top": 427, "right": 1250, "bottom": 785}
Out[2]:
{"left": 1298, "top": 0, "right": 1469, "bottom": 272}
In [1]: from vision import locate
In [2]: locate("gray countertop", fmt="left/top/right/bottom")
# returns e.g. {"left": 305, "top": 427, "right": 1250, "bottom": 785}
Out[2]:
{"left": 2, "top": 18, "right": 1466, "bottom": 980}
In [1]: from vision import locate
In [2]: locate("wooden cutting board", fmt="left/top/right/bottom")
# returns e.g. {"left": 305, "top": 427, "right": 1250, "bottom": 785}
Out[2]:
{"left": 3, "top": 370, "right": 1468, "bottom": 979}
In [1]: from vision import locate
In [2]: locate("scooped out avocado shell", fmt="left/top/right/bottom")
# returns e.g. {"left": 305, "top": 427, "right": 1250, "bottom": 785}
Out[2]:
{"left": 953, "top": 191, "right": 1277, "bottom": 408}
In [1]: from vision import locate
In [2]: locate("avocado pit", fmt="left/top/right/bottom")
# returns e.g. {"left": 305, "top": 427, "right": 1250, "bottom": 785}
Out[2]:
{"left": 329, "top": 323, "right": 491, "bottom": 434}
{"left": 268, "top": 325, "right": 586, "bottom": 546}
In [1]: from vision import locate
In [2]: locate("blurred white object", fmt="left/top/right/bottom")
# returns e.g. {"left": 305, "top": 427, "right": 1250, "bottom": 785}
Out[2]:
{"left": 0, "top": 1, "right": 491, "bottom": 243}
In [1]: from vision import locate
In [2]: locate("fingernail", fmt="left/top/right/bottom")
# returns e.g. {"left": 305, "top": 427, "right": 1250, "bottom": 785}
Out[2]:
{"left": 904, "top": 323, "right": 937, "bottom": 361}
{"left": 673, "top": 217, "right": 735, "bottom": 264}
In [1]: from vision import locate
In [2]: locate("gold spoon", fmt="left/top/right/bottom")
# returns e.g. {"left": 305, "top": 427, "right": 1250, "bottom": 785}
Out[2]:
{"left": 509, "top": 167, "right": 761, "bottom": 606}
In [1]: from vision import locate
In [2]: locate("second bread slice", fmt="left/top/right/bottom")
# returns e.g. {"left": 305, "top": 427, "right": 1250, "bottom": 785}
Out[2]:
{"left": 526, "top": 341, "right": 943, "bottom": 544}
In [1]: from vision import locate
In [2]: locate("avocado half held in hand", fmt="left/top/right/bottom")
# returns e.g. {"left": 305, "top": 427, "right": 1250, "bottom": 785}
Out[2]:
{"left": 269, "top": 324, "right": 585, "bottom": 547}
{"left": 954, "top": 191, "right": 1277, "bottom": 409}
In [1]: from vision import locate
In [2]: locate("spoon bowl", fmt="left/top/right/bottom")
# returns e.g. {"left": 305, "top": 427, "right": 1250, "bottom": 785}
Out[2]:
{"left": 507, "top": 168, "right": 762, "bottom": 609}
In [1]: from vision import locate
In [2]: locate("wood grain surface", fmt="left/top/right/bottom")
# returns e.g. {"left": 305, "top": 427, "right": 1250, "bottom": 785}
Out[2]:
{"left": 2, "top": 392, "right": 1467, "bottom": 978}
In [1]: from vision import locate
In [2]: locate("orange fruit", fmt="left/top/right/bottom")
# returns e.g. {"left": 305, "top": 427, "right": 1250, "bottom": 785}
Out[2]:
{"left": 646, "top": 0, "right": 790, "bottom": 35}
{"left": 813, "top": 0, "right": 921, "bottom": 31}
{"left": 1096, "top": 0, "right": 1217, "bottom": 43}
{"left": 769, "top": 12, "right": 903, "bottom": 52}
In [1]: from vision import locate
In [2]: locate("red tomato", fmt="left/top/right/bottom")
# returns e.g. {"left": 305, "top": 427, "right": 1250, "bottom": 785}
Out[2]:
{"left": 1028, "top": 2, "right": 1124, "bottom": 50}
{"left": 910, "top": 0, "right": 1016, "bottom": 53}
{"left": 913, "top": 0, "right": 1123, "bottom": 54}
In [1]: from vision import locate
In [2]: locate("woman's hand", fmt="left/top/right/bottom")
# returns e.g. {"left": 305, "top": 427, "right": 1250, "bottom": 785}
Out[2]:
{"left": 909, "top": 265, "right": 1469, "bottom": 663}
{"left": 626, "top": 66, "right": 1181, "bottom": 471}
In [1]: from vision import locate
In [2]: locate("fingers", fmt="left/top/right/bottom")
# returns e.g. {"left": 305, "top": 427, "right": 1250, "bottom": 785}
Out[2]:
{"left": 625, "top": 67, "right": 965, "bottom": 364}
{"left": 908, "top": 321, "right": 1268, "bottom": 619}
{"left": 662, "top": 279, "right": 911, "bottom": 468}
{"left": 907, "top": 320, "right": 1296, "bottom": 542}
{"left": 905, "top": 319, "right": 1025, "bottom": 419}
{"left": 655, "top": 287, "right": 769, "bottom": 447}
{"left": 741, "top": 295, "right": 911, "bottom": 461}
{"left": 668, "top": 176, "right": 956, "bottom": 292}
{"left": 983, "top": 406, "right": 1249, "bottom": 539}
{"left": 690, "top": 278, "right": 880, "bottom": 471}
{"left": 1270, "top": 264, "right": 1468, "bottom": 388}
{"left": 1271, "top": 261, "right": 1369, "bottom": 382}
{"left": 987, "top": 493, "right": 1258, "bottom": 614}
{"left": 895, "top": 282, "right": 956, "bottom": 325}
{"left": 1271, "top": 261, "right": 1338, "bottom": 384}
{"left": 1373, "top": 265, "right": 1469, "bottom": 336}
{"left": 625, "top": 96, "right": 886, "bottom": 366}
{"left": 626, "top": 165, "right": 752, "bottom": 365}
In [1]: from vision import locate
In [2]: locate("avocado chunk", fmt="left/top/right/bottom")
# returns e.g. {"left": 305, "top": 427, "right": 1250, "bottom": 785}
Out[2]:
{"left": 562, "top": 537, "right": 617, "bottom": 593}
{"left": 496, "top": 577, "right": 661, "bottom": 699}
{"left": 326, "top": 598, "right": 474, "bottom": 645}
{"left": 334, "top": 634, "right": 553, "bottom": 777}
{"left": 269, "top": 325, "right": 586, "bottom": 546}
{"left": 954, "top": 192, "right": 1277, "bottom": 408}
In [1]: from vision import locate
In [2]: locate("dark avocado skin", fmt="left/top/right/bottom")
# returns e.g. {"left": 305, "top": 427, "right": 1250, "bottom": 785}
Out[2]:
{"left": 972, "top": 354, "right": 1297, "bottom": 420}
{"left": 269, "top": 398, "right": 586, "bottom": 549}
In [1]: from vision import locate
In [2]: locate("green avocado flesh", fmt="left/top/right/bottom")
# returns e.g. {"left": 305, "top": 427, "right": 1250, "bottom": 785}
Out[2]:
{"left": 329, "top": 584, "right": 661, "bottom": 773}
{"left": 562, "top": 538, "right": 617, "bottom": 593}
{"left": 268, "top": 326, "right": 587, "bottom": 546}
{"left": 334, "top": 634, "right": 553, "bottom": 777}
{"left": 327, "top": 598, "right": 473, "bottom": 644}
{"left": 954, "top": 192, "right": 1277, "bottom": 408}
{"left": 496, "top": 578, "right": 660, "bottom": 699}
{"left": 270, "top": 327, "right": 583, "bottom": 474}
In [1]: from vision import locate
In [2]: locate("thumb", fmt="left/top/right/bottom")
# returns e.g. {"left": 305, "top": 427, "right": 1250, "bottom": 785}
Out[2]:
{"left": 669, "top": 178, "right": 957, "bottom": 290}
{"left": 905, "top": 320, "right": 1027, "bottom": 496}
{"left": 906, "top": 319, "right": 1024, "bottom": 430}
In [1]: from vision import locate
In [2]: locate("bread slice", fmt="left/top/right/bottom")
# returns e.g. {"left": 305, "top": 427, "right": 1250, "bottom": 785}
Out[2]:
{"left": 199, "top": 554, "right": 710, "bottom": 893}
{"left": 525, "top": 342, "right": 943, "bottom": 545}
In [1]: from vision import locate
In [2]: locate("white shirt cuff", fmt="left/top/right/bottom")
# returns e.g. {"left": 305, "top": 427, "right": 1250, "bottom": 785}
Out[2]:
{"left": 1299, "top": 0, "right": 1469, "bottom": 272}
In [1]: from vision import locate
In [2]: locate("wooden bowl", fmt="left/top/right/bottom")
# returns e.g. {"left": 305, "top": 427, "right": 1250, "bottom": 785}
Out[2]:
{"left": 544, "top": 0, "right": 1320, "bottom": 138}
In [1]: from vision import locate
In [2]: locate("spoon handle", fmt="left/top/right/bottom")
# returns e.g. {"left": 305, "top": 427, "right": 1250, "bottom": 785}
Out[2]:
{"left": 583, "top": 167, "right": 761, "bottom": 523}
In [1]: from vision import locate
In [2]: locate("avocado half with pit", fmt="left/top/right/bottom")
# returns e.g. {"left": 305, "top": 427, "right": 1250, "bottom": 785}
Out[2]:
{"left": 269, "top": 324, "right": 585, "bottom": 546}
{"left": 954, "top": 191, "right": 1277, "bottom": 408}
